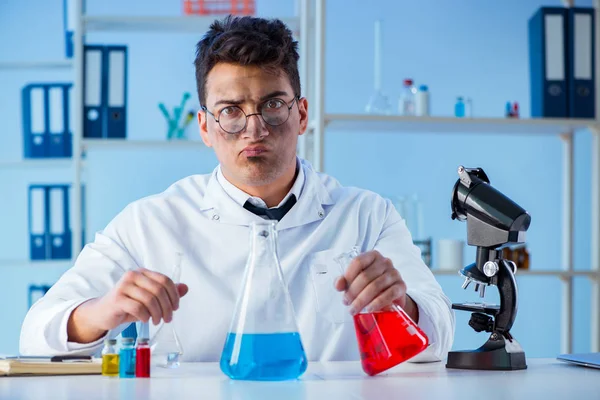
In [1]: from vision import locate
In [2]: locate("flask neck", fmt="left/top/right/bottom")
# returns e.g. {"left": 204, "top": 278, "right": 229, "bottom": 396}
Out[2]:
{"left": 249, "top": 222, "right": 279, "bottom": 265}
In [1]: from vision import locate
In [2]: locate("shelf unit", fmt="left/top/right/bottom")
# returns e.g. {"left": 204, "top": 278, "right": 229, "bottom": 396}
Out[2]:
{"left": 0, "top": 260, "right": 74, "bottom": 269}
{"left": 81, "top": 138, "right": 209, "bottom": 151}
{"left": 0, "top": 159, "right": 76, "bottom": 170}
{"left": 296, "top": 0, "right": 600, "bottom": 354}
{"left": 83, "top": 15, "right": 300, "bottom": 33}
{"left": 3, "top": 0, "right": 599, "bottom": 355}
{"left": 0, "top": 60, "right": 73, "bottom": 70}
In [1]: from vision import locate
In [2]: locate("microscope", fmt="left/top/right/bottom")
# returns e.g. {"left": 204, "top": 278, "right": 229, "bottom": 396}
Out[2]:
{"left": 445, "top": 166, "right": 531, "bottom": 371}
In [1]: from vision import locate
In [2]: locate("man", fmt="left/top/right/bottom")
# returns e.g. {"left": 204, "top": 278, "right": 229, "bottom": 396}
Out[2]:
{"left": 20, "top": 15, "right": 454, "bottom": 363}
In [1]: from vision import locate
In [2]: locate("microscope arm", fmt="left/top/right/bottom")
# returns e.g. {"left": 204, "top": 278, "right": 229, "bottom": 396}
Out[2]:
{"left": 494, "top": 259, "right": 518, "bottom": 335}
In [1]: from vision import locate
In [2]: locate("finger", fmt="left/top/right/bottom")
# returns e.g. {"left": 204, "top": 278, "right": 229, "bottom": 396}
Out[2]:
{"left": 118, "top": 295, "right": 151, "bottom": 323}
{"left": 124, "top": 285, "right": 162, "bottom": 325}
{"left": 344, "top": 261, "right": 388, "bottom": 305}
{"left": 349, "top": 273, "right": 397, "bottom": 315}
{"left": 177, "top": 283, "right": 189, "bottom": 297}
{"left": 343, "top": 251, "right": 379, "bottom": 285}
{"left": 363, "top": 282, "right": 407, "bottom": 314}
{"left": 334, "top": 276, "right": 347, "bottom": 292}
{"left": 139, "top": 269, "right": 181, "bottom": 311}
{"left": 134, "top": 274, "right": 174, "bottom": 323}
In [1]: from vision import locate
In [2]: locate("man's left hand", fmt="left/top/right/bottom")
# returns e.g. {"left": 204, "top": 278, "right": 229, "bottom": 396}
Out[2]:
{"left": 334, "top": 250, "right": 419, "bottom": 322}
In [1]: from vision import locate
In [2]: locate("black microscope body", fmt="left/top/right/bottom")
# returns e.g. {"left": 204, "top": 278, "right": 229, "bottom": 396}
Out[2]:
{"left": 446, "top": 166, "right": 531, "bottom": 371}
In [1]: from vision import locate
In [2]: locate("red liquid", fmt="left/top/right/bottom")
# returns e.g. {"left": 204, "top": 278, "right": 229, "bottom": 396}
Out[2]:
{"left": 353, "top": 308, "right": 429, "bottom": 376}
{"left": 135, "top": 347, "right": 151, "bottom": 378}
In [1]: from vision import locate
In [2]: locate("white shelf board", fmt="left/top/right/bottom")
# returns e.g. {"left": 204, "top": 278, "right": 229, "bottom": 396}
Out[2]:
{"left": 0, "top": 259, "right": 73, "bottom": 268}
{"left": 0, "top": 159, "right": 75, "bottom": 169}
{"left": 325, "top": 114, "right": 599, "bottom": 135}
{"left": 82, "top": 139, "right": 207, "bottom": 150}
{"left": 84, "top": 15, "right": 299, "bottom": 34}
{"left": 432, "top": 269, "right": 600, "bottom": 277}
{"left": 0, "top": 60, "right": 73, "bottom": 70}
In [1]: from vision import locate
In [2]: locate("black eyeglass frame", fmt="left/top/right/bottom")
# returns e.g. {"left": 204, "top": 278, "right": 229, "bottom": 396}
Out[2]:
{"left": 201, "top": 96, "right": 301, "bottom": 134}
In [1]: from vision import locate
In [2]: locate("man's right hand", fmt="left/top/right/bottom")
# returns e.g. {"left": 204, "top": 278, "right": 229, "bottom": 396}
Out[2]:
{"left": 67, "top": 268, "right": 189, "bottom": 344}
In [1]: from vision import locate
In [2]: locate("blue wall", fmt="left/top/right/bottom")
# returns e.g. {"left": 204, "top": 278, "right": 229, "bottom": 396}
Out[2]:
{"left": 0, "top": 0, "right": 595, "bottom": 357}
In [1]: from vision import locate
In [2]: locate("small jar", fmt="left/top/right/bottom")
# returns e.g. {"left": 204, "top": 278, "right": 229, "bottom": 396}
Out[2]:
{"left": 135, "top": 338, "right": 151, "bottom": 378}
{"left": 101, "top": 338, "right": 119, "bottom": 377}
{"left": 119, "top": 337, "right": 136, "bottom": 378}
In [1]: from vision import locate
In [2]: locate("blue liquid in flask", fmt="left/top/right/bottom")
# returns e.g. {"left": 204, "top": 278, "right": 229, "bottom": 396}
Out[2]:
{"left": 220, "top": 332, "right": 308, "bottom": 381}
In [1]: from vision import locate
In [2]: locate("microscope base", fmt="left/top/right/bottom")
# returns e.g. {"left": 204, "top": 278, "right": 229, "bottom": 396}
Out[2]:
{"left": 446, "top": 333, "right": 527, "bottom": 371}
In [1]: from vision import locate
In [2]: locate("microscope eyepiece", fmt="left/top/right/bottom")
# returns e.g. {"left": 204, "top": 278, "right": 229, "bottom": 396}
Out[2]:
{"left": 451, "top": 166, "right": 531, "bottom": 248}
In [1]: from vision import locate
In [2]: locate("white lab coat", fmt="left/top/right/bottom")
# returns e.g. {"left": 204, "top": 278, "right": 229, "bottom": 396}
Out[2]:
{"left": 20, "top": 159, "right": 455, "bottom": 362}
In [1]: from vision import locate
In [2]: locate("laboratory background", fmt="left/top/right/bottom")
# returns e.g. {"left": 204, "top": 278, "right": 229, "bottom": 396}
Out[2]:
{"left": 0, "top": 0, "right": 598, "bottom": 361}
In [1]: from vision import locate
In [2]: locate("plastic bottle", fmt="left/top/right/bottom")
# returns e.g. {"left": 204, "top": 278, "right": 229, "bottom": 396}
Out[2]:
{"left": 101, "top": 338, "right": 119, "bottom": 377}
{"left": 415, "top": 85, "right": 430, "bottom": 116}
{"left": 505, "top": 101, "right": 513, "bottom": 117}
{"left": 455, "top": 97, "right": 465, "bottom": 118}
{"left": 465, "top": 97, "right": 473, "bottom": 117}
{"left": 399, "top": 79, "right": 416, "bottom": 116}
{"left": 512, "top": 102, "right": 520, "bottom": 118}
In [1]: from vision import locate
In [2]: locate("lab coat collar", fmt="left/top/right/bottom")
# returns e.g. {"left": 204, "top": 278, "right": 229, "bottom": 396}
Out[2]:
{"left": 198, "top": 158, "right": 334, "bottom": 228}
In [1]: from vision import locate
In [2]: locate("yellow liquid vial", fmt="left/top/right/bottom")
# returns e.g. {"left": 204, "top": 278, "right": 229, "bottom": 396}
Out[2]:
{"left": 102, "top": 354, "right": 120, "bottom": 376}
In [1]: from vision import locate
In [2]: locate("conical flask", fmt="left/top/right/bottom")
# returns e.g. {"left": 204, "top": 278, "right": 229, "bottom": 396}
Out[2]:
{"left": 220, "top": 220, "right": 308, "bottom": 381}
{"left": 149, "top": 252, "right": 184, "bottom": 369}
{"left": 335, "top": 247, "right": 429, "bottom": 376}
{"left": 365, "top": 19, "right": 392, "bottom": 115}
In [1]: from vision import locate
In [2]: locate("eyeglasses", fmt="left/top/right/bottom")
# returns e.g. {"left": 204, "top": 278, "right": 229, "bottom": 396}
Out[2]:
{"left": 201, "top": 97, "right": 299, "bottom": 134}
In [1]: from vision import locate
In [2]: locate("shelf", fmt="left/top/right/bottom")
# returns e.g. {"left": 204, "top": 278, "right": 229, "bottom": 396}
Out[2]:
{"left": 432, "top": 269, "right": 600, "bottom": 278}
{"left": 82, "top": 139, "right": 207, "bottom": 150}
{"left": 0, "top": 259, "right": 73, "bottom": 268}
{"left": 325, "top": 114, "right": 599, "bottom": 136}
{"left": 0, "top": 159, "right": 75, "bottom": 169}
{"left": 0, "top": 60, "right": 73, "bottom": 70}
{"left": 84, "top": 15, "right": 299, "bottom": 34}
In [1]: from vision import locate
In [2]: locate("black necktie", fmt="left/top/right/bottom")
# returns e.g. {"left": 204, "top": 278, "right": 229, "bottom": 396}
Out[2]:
{"left": 243, "top": 194, "right": 297, "bottom": 221}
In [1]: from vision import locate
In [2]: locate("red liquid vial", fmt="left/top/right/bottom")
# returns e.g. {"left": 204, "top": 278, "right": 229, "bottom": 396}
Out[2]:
{"left": 353, "top": 306, "right": 429, "bottom": 376}
{"left": 135, "top": 338, "right": 151, "bottom": 378}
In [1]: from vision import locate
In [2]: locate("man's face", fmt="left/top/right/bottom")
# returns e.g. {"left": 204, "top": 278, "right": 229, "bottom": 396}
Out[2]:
{"left": 199, "top": 63, "right": 308, "bottom": 187}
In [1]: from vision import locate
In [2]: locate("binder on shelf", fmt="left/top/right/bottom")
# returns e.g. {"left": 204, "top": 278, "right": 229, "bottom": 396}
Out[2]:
{"left": 28, "top": 284, "right": 51, "bottom": 308}
{"left": 48, "top": 85, "right": 73, "bottom": 157}
{"left": 49, "top": 186, "right": 71, "bottom": 260}
{"left": 105, "top": 46, "right": 128, "bottom": 138}
{"left": 28, "top": 184, "right": 82, "bottom": 261}
{"left": 22, "top": 83, "right": 73, "bottom": 158}
{"left": 22, "top": 85, "right": 46, "bottom": 158}
{"left": 528, "top": 7, "right": 569, "bottom": 118}
{"left": 567, "top": 7, "right": 596, "bottom": 119}
{"left": 84, "top": 45, "right": 104, "bottom": 138}
{"left": 83, "top": 45, "right": 128, "bottom": 139}
{"left": 28, "top": 186, "right": 48, "bottom": 260}
{"left": 63, "top": 0, "right": 75, "bottom": 58}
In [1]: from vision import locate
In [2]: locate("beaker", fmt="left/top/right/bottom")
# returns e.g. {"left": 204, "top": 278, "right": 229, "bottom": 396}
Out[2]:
{"left": 220, "top": 220, "right": 308, "bottom": 381}
{"left": 334, "top": 247, "right": 430, "bottom": 376}
{"left": 149, "top": 252, "right": 184, "bottom": 369}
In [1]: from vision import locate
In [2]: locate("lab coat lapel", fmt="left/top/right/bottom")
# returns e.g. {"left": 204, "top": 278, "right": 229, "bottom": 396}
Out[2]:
{"left": 276, "top": 162, "right": 335, "bottom": 231}
{"left": 199, "top": 170, "right": 265, "bottom": 226}
{"left": 198, "top": 161, "right": 336, "bottom": 229}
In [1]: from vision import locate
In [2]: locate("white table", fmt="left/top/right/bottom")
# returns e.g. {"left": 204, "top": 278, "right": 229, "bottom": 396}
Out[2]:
{"left": 0, "top": 358, "right": 598, "bottom": 399}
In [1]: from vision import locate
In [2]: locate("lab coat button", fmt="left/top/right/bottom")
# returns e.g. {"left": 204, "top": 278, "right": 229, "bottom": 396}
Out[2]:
{"left": 212, "top": 214, "right": 220, "bottom": 221}
{"left": 318, "top": 210, "right": 325, "bottom": 218}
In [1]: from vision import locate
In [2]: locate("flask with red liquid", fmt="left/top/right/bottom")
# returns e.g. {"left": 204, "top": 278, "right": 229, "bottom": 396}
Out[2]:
{"left": 335, "top": 247, "right": 430, "bottom": 376}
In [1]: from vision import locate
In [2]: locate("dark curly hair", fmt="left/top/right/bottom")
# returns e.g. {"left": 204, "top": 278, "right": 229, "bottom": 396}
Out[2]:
{"left": 194, "top": 15, "right": 301, "bottom": 106}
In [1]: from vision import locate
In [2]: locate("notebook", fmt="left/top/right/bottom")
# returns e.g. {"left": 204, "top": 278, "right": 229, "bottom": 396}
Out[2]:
{"left": 557, "top": 353, "right": 600, "bottom": 370}
{"left": 0, "top": 356, "right": 102, "bottom": 376}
